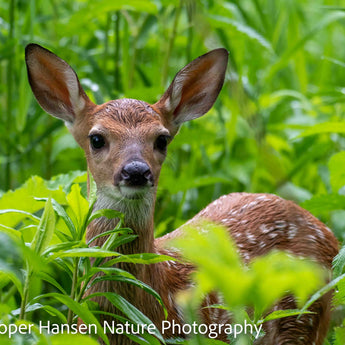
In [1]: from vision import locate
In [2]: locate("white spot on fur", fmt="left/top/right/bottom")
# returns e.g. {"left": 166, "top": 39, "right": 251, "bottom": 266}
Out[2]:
{"left": 287, "top": 223, "right": 298, "bottom": 240}
{"left": 246, "top": 233, "right": 256, "bottom": 244}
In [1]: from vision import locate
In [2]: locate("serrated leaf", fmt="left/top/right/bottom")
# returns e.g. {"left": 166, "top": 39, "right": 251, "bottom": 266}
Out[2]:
{"left": 301, "top": 194, "right": 345, "bottom": 214}
{"left": 333, "top": 245, "right": 345, "bottom": 277}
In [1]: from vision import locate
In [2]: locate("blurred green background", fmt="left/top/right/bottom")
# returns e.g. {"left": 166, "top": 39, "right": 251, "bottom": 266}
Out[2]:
{"left": 2, "top": 0, "right": 345, "bottom": 236}
{"left": 2, "top": 1, "right": 345, "bottom": 343}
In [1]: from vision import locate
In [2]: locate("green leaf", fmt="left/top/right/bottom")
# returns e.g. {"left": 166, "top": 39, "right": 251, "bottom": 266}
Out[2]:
{"left": 0, "top": 271, "right": 23, "bottom": 298}
{"left": 259, "top": 309, "right": 313, "bottom": 324}
{"left": 66, "top": 184, "right": 89, "bottom": 234}
{"left": 87, "top": 209, "right": 124, "bottom": 226}
{"left": 86, "top": 292, "right": 164, "bottom": 343}
{"left": 0, "top": 209, "right": 40, "bottom": 222}
{"left": 105, "top": 253, "right": 176, "bottom": 266}
{"left": 12, "top": 303, "right": 67, "bottom": 323}
{"left": 329, "top": 152, "right": 345, "bottom": 192}
{"left": 299, "top": 273, "right": 345, "bottom": 315}
{"left": 48, "top": 248, "right": 120, "bottom": 261}
{"left": 87, "top": 228, "right": 130, "bottom": 245}
{"left": 334, "top": 327, "right": 345, "bottom": 345}
{"left": 333, "top": 245, "right": 345, "bottom": 277}
{"left": 301, "top": 194, "right": 345, "bottom": 214}
{"left": 37, "top": 271, "right": 68, "bottom": 294}
{"left": 91, "top": 275, "right": 167, "bottom": 318}
{"left": 17, "top": 64, "right": 32, "bottom": 132}
{"left": 296, "top": 122, "right": 345, "bottom": 138}
{"left": 0, "top": 176, "right": 66, "bottom": 228}
{"left": 36, "top": 197, "right": 77, "bottom": 239}
{"left": 31, "top": 198, "right": 56, "bottom": 255}
{"left": 51, "top": 334, "right": 100, "bottom": 345}
{"left": 32, "top": 293, "right": 109, "bottom": 345}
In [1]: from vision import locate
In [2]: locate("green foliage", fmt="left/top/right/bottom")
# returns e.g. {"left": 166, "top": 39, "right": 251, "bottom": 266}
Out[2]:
{"left": 173, "top": 222, "right": 326, "bottom": 343}
{"left": 1, "top": 0, "right": 345, "bottom": 343}
{"left": 0, "top": 175, "right": 167, "bottom": 344}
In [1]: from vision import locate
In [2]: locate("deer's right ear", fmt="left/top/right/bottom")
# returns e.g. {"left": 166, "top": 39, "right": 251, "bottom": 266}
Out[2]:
{"left": 25, "top": 44, "right": 94, "bottom": 124}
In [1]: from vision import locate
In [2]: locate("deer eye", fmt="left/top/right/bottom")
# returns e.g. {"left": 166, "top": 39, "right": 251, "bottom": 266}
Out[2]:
{"left": 90, "top": 134, "right": 105, "bottom": 150}
{"left": 154, "top": 135, "right": 170, "bottom": 152}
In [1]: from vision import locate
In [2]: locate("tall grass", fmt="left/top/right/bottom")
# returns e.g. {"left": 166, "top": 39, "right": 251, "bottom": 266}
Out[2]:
{"left": 1, "top": 0, "right": 345, "bottom": 343}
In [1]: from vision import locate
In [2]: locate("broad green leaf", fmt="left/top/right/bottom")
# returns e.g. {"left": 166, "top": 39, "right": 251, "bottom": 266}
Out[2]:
{"left": 302, "top": 194, "right": 345, "bottom": 214}
{"left": 334, "top": 327, "right": 345, "bottom": 345}
{"left": 0, "top": 176, "right": 65, "bottom": 228}
{"left": 297, "top": 122, "right": 345, "bottom": 138}
{"left": 66, "top": 184, "right": 89, "bottom": 234}
{"left": 31, "top": 198, "right": 56, "bottom": 255}
{"left": 329, "top": 152, "right": 345, "bottom": 192}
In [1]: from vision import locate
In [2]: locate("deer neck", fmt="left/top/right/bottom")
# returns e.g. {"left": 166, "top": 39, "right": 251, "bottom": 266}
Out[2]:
{"left": 88, "top": 188, "right": 157, "bottom": 255}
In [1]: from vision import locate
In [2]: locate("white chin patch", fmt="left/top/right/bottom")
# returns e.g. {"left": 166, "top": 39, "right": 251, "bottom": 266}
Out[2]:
{"left": 119, "top": 186, "right": 149, "bottom": 199}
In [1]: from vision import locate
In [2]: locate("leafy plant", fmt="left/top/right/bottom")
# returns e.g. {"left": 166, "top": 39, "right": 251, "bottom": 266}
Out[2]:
{"left": 0, "top": 174, "right": 168, "bottom": 344}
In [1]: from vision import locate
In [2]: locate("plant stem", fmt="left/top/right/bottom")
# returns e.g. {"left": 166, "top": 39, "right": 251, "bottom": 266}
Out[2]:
{"left": 67, "top": 258, "right": 80, "bottom": 325}
{"left": 5, "top": 0, "right": 15, "bottom": 190}
{"left": 161, "top": 0, "right": 182, "bottom": 86}
{"left": 114, "top": 11, "right": 122, "bottom": 94}
{"left": 19, "top": 266, "right": 31, "bottom": 320}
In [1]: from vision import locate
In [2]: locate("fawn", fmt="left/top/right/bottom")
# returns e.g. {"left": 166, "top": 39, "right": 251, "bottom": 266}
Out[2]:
{"left": 25, "top": 43, "right": 338, "bottom": 345}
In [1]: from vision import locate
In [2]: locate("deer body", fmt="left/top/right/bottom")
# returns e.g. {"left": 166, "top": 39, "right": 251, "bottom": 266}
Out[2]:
{"left": 26, "top": 44, "right": 338, "bottom": 345}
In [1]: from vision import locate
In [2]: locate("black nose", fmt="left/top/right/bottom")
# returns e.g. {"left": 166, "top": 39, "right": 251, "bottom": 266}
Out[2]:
{"left": 120, "top": 161, "right": 153, "bottom": 187}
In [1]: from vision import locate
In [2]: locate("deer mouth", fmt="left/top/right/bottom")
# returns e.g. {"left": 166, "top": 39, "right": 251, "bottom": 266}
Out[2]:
{"left": 118, "top": 185, "right": 152, "bottom": 200}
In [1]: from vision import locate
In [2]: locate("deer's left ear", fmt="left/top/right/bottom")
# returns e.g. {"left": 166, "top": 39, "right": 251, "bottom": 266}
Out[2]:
{"left": 153, "top": 48, "right": 228, "bottom": 135}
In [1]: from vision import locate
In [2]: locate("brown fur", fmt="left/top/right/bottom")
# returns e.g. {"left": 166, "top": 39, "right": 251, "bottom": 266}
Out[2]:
{"left": 25, "top": 44, "right": 338, "bottom": 345}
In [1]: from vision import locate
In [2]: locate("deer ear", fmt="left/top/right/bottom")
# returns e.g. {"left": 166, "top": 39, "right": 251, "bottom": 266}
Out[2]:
{"left": 154, "top": 48, "right": 228, "bottom": 134}
{"left": 25, "top": 43, "right": 94, "bottom": 124}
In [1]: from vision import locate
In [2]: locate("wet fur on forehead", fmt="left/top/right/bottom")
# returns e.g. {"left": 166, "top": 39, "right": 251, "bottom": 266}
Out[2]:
{"left": 93, "top": 99, "right": 161, "bottom": 128}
